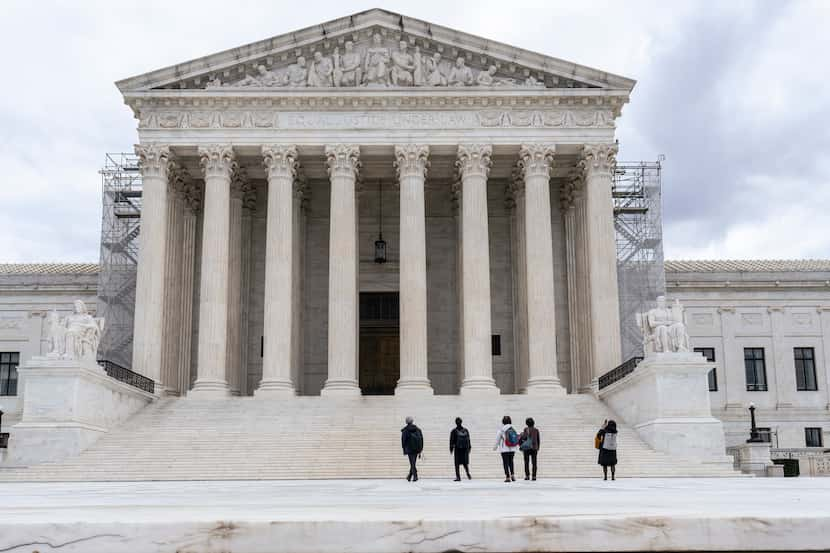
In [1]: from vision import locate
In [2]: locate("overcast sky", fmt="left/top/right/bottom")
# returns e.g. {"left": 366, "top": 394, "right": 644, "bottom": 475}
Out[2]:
{"left": 1, "top": 0, "right": 828, "bottom": 262}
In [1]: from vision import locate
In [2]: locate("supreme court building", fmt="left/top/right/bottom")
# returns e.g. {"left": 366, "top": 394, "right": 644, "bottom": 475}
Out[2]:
{"left": 120, "top": 9, "right": 633, "bottom": 399}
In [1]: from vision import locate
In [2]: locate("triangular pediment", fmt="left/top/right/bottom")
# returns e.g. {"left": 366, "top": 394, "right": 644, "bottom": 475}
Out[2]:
{"left": 117, "top": 9, "right": 635, "bottom": 93}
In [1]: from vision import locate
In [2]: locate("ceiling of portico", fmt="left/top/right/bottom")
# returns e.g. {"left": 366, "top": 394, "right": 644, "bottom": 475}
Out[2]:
{"left": 117, "top": 9, "right": 635, "bottom": 94}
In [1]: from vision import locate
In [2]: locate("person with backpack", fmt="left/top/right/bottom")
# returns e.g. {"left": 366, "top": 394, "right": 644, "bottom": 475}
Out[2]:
{"left": 449, "top": 417, "right": 472, "bottom": 481}
{"left": 596, "top": 419, "right": 618, "bottom": 481}
{"left": 401, "top": 416, "right": 424, "bottom": 482}
{"left": 519, "top": 417, "right": 540, "bottom": 481}
{"left": 493, "top": 415, "right": 519, "bottom": 482}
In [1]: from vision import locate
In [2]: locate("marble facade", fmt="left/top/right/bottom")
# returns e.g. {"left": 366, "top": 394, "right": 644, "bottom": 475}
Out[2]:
{"left": 120, "top": 9, "right": 632, "bottom": 398}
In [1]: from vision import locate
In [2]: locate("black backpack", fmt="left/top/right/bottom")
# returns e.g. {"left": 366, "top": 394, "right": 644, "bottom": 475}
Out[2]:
{"left": 455, "top": 428, "right": 470, "bottom": 450}
{"left": 408, "top": 428, "right": 424, "bottom": 454}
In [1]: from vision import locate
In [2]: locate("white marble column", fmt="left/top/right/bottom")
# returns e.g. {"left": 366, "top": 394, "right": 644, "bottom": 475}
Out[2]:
{"left": 239, "top": 183, "right": 256, "bottom": 396}
{"left": 225, "top": 168, "right": 245, "bottom": 396}
{"left": 518, "top": 144, "right": 565, "bottom": 394}
{"left": 457, "top": 144, "right": 499, "bottom": 395}
{"left": 191, "top": 145, "right": 236, "bottom": 398}
{"left": 562, "top": 188, "right": 580, "bottom": 393}
{"left": 177, "top": 182, "right": 200, "bottom": 396}
{"left": 322, "top": 144, "right": 362, "bottom": 397}
{"left": 132, "top": 143, "right": 171, "bottom": 386}
{"left": 257, "top": 145, "right": 299, "bottom": 397}
{"left": 508, "top": 173, "right": 529, "bottom": 393}
{"left": 578, "top": 144, "right": 622, "bottom": 380}
{"left": 160, "top": 164, "right": 186, "bottom": 394}
{"left": 573, "top": 186, "right": 594, "bottom": 392}
{"left": 394, "top": 144, "right": 434, "bottom": 396}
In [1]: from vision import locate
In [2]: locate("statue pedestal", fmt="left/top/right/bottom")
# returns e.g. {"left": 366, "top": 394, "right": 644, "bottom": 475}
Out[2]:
{"left": 598, "top": 352, "right": 733, "bottom": 468}
{"left": 733, "top": 442, "right": 782, "bottom": 477}
{"left": 3, "top": 358, "right": 154, "bottom": 467}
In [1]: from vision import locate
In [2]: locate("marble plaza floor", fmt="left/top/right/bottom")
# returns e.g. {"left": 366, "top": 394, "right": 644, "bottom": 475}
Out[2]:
{"left": 1, "top": 478, "right": 828, "bottom": 552}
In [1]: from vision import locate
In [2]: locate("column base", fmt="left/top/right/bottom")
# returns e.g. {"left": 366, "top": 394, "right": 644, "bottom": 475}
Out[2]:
{"left": 321, "top": 379, "right": 361, "bottom": 398}
{"left": 189, "top": 378, "right": 231, "bottom": 399}
{"left": 460, "top": 377, "right": 500, "bottom": 396}
{"left": 525, "top": 377, "right": 567, "bottom": 395}
{"left": 395, "top": 378, "right": 434, "bottom": 397}
{"left": 255, "top": 379, "right": 296, "bottom": 399}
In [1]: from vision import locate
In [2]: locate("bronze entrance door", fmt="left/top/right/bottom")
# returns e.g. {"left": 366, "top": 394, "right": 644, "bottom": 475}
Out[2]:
{"left": 359, "top": 292, "right": 400, "bottom": 395}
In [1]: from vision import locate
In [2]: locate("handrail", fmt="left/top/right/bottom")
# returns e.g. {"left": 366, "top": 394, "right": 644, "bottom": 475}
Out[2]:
{"left": 598, "top": 356, "right": 643, "bottom": 390}
{"left": 98, "top": 359, "right": 155, "bottom": 394}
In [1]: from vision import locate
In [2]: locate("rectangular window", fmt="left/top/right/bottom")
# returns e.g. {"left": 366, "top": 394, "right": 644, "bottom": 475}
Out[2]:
{"left": 805, "top": 427, "right": 823, "bottom": 447}
{"left": 0, "top": 352, "right": 20, "bottom": 396}
{"left": 794, "top": 347, "right": 818, "bottom": 391}
{"left": 694, "top": 347, "right": 718, "bottom": 391}
{"left": 491, "top": 335, "right": 501, "bottom": 356}
{"left": 744, "top": 348, "right": 768, "bottom": 391}
{"left": 757, "top": 427, "right": 772, "bottom": 443}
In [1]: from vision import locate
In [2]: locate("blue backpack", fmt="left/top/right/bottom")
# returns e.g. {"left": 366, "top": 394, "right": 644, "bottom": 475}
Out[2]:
{"left": 504, "top": 426, "right": 520, "bottom": 447}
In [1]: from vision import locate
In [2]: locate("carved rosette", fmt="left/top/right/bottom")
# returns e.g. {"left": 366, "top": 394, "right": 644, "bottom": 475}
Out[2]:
{"left": 517, "top": 144, "right": 555, "bottom": 181}
{"left": 455, "top": 144, "right": 492, "bottom": 180}
{"left": 325, "top": 144, "right": 361, "bottom": 180}
{"left": 578, "top": 143, "right": 618, "bottom": 179}
{"left": 135, "top": 143, "right": 171, "bottom": 179}
{"left": 198, "top": 145, "right": 236, "bottom": 180}
{"left": 393, "top": 144, "right": 430, "bottom": 182}
{"left": 261, "top": 145, "right": 299, "bottom": 182}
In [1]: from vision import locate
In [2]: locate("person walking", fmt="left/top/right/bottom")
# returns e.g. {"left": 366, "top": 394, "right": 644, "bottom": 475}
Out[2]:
{"left": 401, "top": 416, "right": 424, "bottom": 482}
{"left": 519, "top": 417, "right": 540, "bottom": 480}
{"left": 449, "top": 417, "right": 472, "bottom": 481}
{"left": 493, "top": 415, "right": 519, "bottom": 482}
{"left": 596, "top": 419, "right": 618, "bottom": 481}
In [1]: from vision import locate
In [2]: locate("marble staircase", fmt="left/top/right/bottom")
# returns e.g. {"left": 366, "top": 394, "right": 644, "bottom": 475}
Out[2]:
{"left": 0, "top": 394, "right": 738, "bottom": 481}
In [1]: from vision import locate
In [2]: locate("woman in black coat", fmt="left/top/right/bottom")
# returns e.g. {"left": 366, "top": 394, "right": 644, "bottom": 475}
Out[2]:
{"left": 596, "top": 419, "right": 618, "bottom": 481}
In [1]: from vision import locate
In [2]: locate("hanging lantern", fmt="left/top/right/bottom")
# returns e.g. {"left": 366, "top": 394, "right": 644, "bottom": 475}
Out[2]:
{"left": 374, "top": 179, "right": 387, "bottom": 264}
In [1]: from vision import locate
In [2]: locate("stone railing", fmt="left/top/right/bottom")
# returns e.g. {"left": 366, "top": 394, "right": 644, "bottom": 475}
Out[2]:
{"left": 597, "top": 356, "right": 643, "bottom": 390}
{"left": 98, "top": 359, "right": 155, "bottom": 394}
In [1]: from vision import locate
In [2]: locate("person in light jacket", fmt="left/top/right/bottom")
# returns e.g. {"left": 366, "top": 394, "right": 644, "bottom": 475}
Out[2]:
{"left": 519, "top": 417, "right": 540, "bottom": 481}
{"left": 596, "top": 419, "right": 618, "bottom": 481}
{"left": 493, "top": 415, "right": 519, "bottom": 482}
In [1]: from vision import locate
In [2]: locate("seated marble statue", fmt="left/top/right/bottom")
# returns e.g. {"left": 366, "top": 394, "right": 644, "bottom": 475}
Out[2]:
{"left": 62, "top": 300, "right": 105, "bottom": 362}
{"left": 637, "top": 296, "right": 690, "bottom": 355}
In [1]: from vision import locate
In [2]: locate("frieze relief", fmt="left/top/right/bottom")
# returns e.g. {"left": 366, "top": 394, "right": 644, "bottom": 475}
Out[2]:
{"left": 138, "top": 108, "right": 615, "bottom": 130}
{"left": 169, "top": 31, "right": 590, "bottom": 91}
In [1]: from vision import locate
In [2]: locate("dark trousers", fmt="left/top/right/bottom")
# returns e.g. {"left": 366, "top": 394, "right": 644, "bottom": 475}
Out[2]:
{"left": 501, "top": 451, "right": 515, "bottom": 478}
{"left": 454, "top": 450, "right": 470, "bottom": 479}
{"left": 523, "top": 449, "right": 538, "bottom": 479}
{"left": 407, "top": 453, "right": 418, "bottom": 480}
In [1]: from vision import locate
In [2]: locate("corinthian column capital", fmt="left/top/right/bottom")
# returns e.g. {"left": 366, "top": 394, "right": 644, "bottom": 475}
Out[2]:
{"left": 135, "top": 143, "right": 171, "bottom": 179}
{"left": 198, "top": 145, "right": 236, "bottom": 179}
{"left": 325, "top": 144, "right": 361, "bottom": 179}
{"left": 262, "top": 145, "right": 299, "bottom": 181}
{"left": 394, "top": 144, "right": 430, "bottom": 181}
{"left": 578, "top": 143, "right": 618, "bottom": 178}
{"left": 517, "top": 144, "right": 555, "bottom": 180}
{"left": 456, "top": 144, "right": 492, "bottom": 179}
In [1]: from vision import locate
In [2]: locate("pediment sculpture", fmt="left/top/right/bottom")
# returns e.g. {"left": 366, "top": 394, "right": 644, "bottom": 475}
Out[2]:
{"left": 637, "top": 296, "right": 691, "bottom": 355}
{"left": 44, "top": 300, "right": 105, "bottom": 363}
{"left": 204, "top": 33, "right": 550, "bottom": 90}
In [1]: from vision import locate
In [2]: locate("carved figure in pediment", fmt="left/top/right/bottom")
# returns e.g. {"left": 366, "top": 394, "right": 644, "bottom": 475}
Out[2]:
{"left": 238, "top": 65, "right": 280, "bottom": 87}
{"left": 390, "top": 41, "right": 415, "bottom": 87}
{"left": 425, "top": 52, "right": 446, "bottom": 86}
{"left": 336, "top": 41, "right": 362, "bottom": 87}
{"left": 448, "top": 57, "right": 474, "bottom": 86}
{"left": 286, "top": 56, "right": 308, "bottom": 87}
{"left": 413, "top": 46, "right": 424, "bottom": 86}
{"left": 308, "top": 51, "right": 334, "bottom": 87}
{"left": 524, "top": 75, "right": 546, "bottom": 88}
{"left": 364, "top": 33, "right": 391, "bottom": 86}
{"left": 205, "top": 76, "right": 223, "bottom": 89}
{"left": 476, "top": 65, "right": 497, "bottom": 86}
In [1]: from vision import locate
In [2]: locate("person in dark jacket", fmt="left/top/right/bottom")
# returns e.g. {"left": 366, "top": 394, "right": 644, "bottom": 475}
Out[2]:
{"left": 401, "top": 416, "right": 423, "bottom": 481}
{"left": 596, "top": 419, "right": 618, "bottom": 481}
{"left": 519, "top": 417, "right": 540, "bottom": 480}
{"left": 449, "top": 417, "right": 472, "bottom": 481}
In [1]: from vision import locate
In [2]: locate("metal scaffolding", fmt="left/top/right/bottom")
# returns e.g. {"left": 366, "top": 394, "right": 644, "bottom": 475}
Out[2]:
{"left": 97, "top": 153, "right": 142, "bottom": 368}
{"left": 614, "top": 159, "right": 666, "bottom": 361}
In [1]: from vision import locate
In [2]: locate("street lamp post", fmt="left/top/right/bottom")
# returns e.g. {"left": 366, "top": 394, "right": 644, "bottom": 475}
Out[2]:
{"left": 747, "top": 402, "right": 764, "bottom": 443}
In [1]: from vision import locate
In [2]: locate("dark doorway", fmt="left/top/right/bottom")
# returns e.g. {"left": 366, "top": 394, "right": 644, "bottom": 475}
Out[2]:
{"left": 359, "top": 292, "right": 400, "bottom": 395}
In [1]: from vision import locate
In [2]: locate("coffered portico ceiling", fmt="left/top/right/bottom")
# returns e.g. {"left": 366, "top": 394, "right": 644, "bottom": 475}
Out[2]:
{"left": 119, "top": 9, "right": 636, "bottom": 142}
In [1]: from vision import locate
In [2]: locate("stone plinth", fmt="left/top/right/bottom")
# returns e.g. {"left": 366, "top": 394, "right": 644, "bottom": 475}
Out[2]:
{"left": 3, "top": 358, "right": 154, "bottom": 467}
{"left": 734, "top": 442, "right": 777, "bottom": 477}
{"left": 598, "top": 352, "right": 732, "bottom": 467}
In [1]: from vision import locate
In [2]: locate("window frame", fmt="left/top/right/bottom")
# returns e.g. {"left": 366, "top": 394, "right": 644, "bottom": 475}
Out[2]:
{"left": 744, "top": 347, "right": 768, "bottom": 392}
{"left": 794, "top": 347, "right": 818, "bottom": 391}
{"left": 694, "top": 347, "right": 718, "bottom": 392}
{"left": 805, "top": 427, "right": 823, "bottom": 448}
{"left": 0, "top": 351, "right": 20, "bottom": 396}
